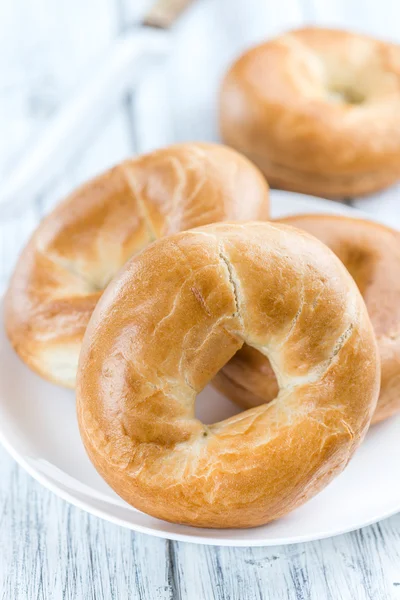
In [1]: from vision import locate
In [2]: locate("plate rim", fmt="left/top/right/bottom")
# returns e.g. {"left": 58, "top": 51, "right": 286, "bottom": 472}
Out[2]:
{"left": 2, "top": 426, "right": 400, "bottom": 547}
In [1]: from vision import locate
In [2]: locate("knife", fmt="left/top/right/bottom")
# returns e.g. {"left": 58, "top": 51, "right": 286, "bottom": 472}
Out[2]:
{"left": 0, "top": 0, "right": 194, "bottom": 215}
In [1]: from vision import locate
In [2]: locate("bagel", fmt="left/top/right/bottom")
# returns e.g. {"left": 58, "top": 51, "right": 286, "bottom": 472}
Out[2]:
{"left": 4, "top": 143, "right": 269, "bottom": 388}
{"left": 76, "top": 222, "right": 379, "bottom": 528}
{"left": 215, "top": 214, "right": 399, "bottom": 424}
{"left": 220, "top": 28, "right": 400, "bottom": 198}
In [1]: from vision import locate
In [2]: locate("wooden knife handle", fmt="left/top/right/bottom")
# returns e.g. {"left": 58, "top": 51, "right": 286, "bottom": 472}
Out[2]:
{"left": 143, "top": 0, "right": 194, "bottom": 29}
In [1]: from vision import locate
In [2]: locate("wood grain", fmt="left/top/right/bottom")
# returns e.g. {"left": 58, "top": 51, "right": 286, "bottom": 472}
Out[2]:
{"left": 1, "top": 450, "right": 400, "bottom": 600}
{"left": 2, "top": 0, "right": 400, "bottom": 599}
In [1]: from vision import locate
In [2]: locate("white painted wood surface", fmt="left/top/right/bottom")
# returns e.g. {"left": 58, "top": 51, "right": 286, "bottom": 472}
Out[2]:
{"left": 1, "top": 0, "right": 400, "bottom": 598}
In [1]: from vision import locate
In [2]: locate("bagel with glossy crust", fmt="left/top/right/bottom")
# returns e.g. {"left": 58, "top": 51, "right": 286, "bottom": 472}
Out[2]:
{"left": 4, "top": 143, "right": 269, "bottom": 388}
{"left": 220, "top": 27, "right": 400, "bottom": 198}
{"left": 215, "top": 214, "right": 399, "bottom": 424}
{"left": 76, "top": 222, "right": 379, "bottom": 529}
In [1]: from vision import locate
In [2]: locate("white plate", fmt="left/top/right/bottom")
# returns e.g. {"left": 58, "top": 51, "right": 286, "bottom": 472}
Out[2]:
{"left": 1, "top": 190, "right": 399, "bottom": 547}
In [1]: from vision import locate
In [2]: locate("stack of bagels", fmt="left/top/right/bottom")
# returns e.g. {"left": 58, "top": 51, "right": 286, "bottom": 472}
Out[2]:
{"left": 5, "top": 27, "right": 400, "bottom": 529}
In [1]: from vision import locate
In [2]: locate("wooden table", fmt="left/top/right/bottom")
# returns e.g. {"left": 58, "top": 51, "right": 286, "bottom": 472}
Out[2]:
{"left": 1, "top": 1, "right": 400, "bottom": 598}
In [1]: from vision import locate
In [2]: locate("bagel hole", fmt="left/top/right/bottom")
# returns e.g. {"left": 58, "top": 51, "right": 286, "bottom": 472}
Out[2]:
{"left": 195, "top": 384, "right": 243, "bottom": 425}
{"left": 327, "top": 85, "right": 365, "bottom": 105}
{"left": 195, "top": 345, "right": 280, "bottom": 425}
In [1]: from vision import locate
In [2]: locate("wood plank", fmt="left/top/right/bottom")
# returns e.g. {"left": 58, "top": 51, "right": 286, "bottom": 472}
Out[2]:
{"left": 171, "top": 518, "right": 400, "bottom": 600}
{"left": 0, "top": 450, "right": 170, "bottom": 600}
{"left": 0, "top": 0, "right": 119, "bottom": 177}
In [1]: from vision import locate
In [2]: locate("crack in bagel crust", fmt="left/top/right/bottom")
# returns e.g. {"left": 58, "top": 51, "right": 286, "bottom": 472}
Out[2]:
{"left": 217, "top": 242, "right": 242, "bottom": 319}
{"left": 76, "top": 222, "right": 380, "bottom": 529}
{"left": 220, "top": 214, "right": 400, "bottom": 424}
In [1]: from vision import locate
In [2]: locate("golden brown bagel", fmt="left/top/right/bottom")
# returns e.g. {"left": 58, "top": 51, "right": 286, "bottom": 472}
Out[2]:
{"left": 220, "top": 28, "right": 400, "bottom": 198}
{"left": 215, "top": 214, "right": 400, "bottom": 424}
{"left": 4, "top": 143, "right": 269, "bottom": 388}
{"left": 76, "top": 222, "right": 379, "bottom": 529}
